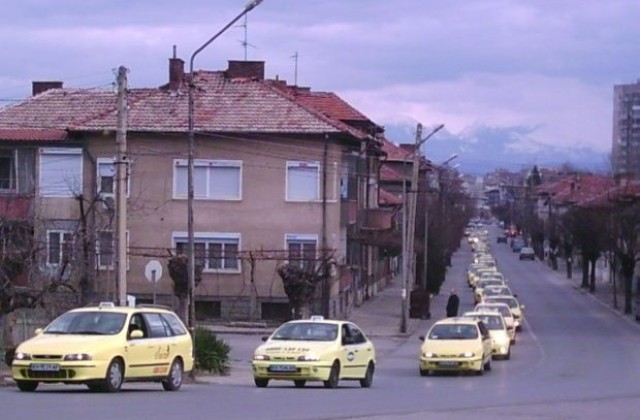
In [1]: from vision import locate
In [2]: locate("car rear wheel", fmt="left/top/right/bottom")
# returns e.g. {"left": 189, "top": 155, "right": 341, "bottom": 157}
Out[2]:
{"left": 254, "top": 378, "right": 269, "bottom": 388}
{"left": 162, "top": 359, "right": 184, "bottom": 391}
{"left": 323, "top": 362, "right": 340, "bottom": 388}
{"left": 16, "top": 380, "right": 38, "bottom": 392}
{"left": 102, "top": 358, "right": 124, "bottom": 392}
{"left": 293, "top": 380, "right": 306, "bottom": 388}
{"left": 359, "top": 363, "right": 374, "bottom": 388}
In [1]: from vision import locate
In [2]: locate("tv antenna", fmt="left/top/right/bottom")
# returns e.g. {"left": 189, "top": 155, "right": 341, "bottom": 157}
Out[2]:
{"left": 290, "top": 52, "right": 299, "bottom": 86}
{"left": 237, "top": 14, "right": 257, "bottom": 61}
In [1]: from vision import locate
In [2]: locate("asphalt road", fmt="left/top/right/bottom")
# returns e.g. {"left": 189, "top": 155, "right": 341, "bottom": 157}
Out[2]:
{"left": 3, "top": 228, "right": 640, "bottom": 420}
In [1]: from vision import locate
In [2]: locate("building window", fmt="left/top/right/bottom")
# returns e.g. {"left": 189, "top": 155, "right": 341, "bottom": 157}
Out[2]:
{"left": 286, "top": 234, "right": 317, "bottom": 271}
{"left": 97, "top": 230, "right": 129, "bottom": 270}
{"left": 47, "top": 230, "right": 73, "bottom": 265}
{"left": 286, "top": 161, "right": 320, "bottom": 201}
{"left": 39, "top": 148, "right": 82, "bottom": 197}
{"left": 97, "top": 158, "right": 130, "bottom": 196}
{"left": 173, "top": 232, "right": 240, "bottom": 272}
{"left": 0, "top": 149, "right": 16, "bottom": 191}
{"left": 173, "top": 159, "right": 242, "bottom": 200}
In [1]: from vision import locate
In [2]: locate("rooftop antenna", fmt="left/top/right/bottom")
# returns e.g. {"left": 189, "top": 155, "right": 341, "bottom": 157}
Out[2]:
{"left": 290, "top": 52, "right": 299, "bottom": 86}
{"left": 237, "top": 14, "right": 257, "bottom": 60}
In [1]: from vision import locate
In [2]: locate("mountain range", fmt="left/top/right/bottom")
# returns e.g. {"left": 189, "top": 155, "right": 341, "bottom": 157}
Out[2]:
{"left": 382, "top": 123, "right": 611, "bottom": 176}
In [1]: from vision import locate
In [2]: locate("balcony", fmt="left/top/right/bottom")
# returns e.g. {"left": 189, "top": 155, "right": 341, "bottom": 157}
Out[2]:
{"left": 359, "top": 208, "right": 394, "bottom": 230}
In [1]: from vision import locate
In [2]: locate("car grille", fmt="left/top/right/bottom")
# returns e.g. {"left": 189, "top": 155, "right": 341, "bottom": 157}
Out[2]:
{"left": 21, "top": 369, "right": 76, "bottom": 380}
{"left": 32, "top": 355, "right": 63, "bottom": 360}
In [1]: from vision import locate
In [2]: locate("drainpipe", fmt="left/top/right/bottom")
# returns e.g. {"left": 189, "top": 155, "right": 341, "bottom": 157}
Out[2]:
{"left": 322, "top": 134, "right": 329, "bottom": 318}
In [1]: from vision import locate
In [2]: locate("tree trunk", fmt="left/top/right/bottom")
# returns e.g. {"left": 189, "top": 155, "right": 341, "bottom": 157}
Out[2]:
{"left": 581, "top": 257, "right": 589, "bottom": 289}
{"left": 589, "top": 258, "right": 596, "bottom": 293}
{"left": 620, "top": 255, "right": 635, "bottom": 315}
{"left": 177, "top": 296, "right": 188, "bottom": 325}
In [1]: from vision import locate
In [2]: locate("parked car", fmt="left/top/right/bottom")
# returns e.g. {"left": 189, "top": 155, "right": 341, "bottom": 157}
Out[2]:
{"left": 511, "top": 238, "right": 526, "bottom": 252}
{"left": 252, "top": 316, "right": 376, "bottom": 388}
{"left": 519, "top": 247, "right": 536, "bottom": 260}
{"left": 496, "top": 235, "right": 507, "bottom": 243}
{"left": 11, "top": 302, "right": 193, "bottom": 392}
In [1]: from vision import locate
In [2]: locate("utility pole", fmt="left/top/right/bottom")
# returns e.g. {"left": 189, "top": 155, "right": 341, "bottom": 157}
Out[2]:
{"left": 400, "top": 123, "right": 444, "bottom": 332}
{"left": 115, "top": 65, "right": 128, "bottom": 307}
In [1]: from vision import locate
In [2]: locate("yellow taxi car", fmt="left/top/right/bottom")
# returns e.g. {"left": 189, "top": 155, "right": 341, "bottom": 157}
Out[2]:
{"left": 484, "top": 295, "right": 525, "bottom": 331}
{"left": 252, "top": 316, "right": 375, "bottom": 388}
{"left": 11, "top": 302, "right": 194, "bottom": 392}
{"left": 463, "top": 311, "right": 511, "bottom": 360}
{"left": 473, "top": 278, "right": 506, "bottom": 303}
{"left": 475, "top": 302, "right": 516, "bottom": 344}
{"left": 418, "top": 317, "right": 492, "bottom": 376}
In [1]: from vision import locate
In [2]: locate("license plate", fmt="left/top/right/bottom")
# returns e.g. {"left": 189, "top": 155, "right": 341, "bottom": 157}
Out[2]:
{"left": 268, "top": 364, "right": 297, "bottom": 373}
{"left": 437, "top": 361, "right": 459, "bottom": 367}
{"left": 29, "top": 363, "right": 60, "bottom": 372}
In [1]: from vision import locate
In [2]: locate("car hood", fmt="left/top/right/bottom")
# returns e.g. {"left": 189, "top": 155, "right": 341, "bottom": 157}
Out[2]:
{"left": 256, "top": 340, "right": 334, "bottom": 357}
{"left": 17, "top": 334, "right": 121, "bottom": 355}
{"left": 421, "top": 340, "right": 482, "bottom": 355}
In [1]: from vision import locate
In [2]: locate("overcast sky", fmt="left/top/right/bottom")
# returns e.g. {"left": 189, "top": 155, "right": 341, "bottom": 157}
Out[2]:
{"left": 1, "top": 0, "right": 638, "bottom": 168}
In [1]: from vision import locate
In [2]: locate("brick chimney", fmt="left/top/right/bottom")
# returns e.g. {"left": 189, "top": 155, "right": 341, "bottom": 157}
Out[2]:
{"left": 226, "top": 60, "right": 265, "bottom": 80}
{"left": 32, "top": 81, "right": 63, "bottom": 96}
{"left": 169, "top": 45, "right": 184, "bottom": 90}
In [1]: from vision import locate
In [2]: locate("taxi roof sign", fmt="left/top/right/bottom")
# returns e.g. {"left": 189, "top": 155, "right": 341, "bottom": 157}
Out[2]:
{"left": 309, "top": 315, "right": 324, "bottom": 321}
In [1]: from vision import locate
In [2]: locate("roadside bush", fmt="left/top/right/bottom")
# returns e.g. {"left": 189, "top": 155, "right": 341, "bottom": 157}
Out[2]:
{"left": 194, "top": 327, "right": 230, "bottom": 375}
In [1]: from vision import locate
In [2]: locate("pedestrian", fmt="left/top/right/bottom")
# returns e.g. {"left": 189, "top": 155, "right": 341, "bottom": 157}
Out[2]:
{"left": 446, "top": 289, "right": 460, "bottom": 317}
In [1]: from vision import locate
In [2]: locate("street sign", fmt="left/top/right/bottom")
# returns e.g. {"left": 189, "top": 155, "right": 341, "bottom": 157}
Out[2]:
{"left": 145, "top": 260, "right": 163, "bottom": 283}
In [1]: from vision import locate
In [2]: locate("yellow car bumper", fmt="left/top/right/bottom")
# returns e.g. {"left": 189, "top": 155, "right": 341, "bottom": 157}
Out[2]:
{"left": 419, "top": 357, "right": 483, "bottom": 372}
{"left": 12, "top": 360, "right": 110, "bottom": 383}
{"left": 252, "top": 361, "right": 333, "bottom": 382}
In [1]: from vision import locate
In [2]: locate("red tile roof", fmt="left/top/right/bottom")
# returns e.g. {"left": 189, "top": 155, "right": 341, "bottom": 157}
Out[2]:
{"left": 579, "top": 181, "right": 640, "bottom": 208}
{"left": 379, "top": 163, "right": 405, "bottom": 182}
{"left": 0, "top": 72, "right": 367, "bottom": 141}
{"left": 0, "top": 128, "right": 68, "bottom": 141}
{"left": 548, "top": 174, "right": 616, "bottom": 206}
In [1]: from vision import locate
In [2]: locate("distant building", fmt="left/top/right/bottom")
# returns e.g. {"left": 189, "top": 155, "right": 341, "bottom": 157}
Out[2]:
{"left": 612, "top": 81, "right": 640, "bottom": 180}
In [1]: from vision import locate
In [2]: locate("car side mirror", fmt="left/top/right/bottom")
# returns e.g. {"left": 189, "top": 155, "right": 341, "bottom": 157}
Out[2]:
{"left": 513, "top": 294, "right": 518, "bottom": 297}
{"left": 34, "top": 328, "right": 43, "bottom": 336}
{"left": 129, "top": 329, "right": 144, "bottom": 339}
{"left": 261, "top": 336, "right": 269, "bottom": 342}
{"left": 520, "top": 304, "right": 526, "bottom": 310}
{"left": 418, "top": 336, "right": 425, "bottom": 342}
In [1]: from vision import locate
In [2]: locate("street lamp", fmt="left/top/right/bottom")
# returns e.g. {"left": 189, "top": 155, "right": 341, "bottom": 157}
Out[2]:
{"left": 187, "top": 0, "right": 265, "bottom": 332}
{"left": 400, "top": 123, "right": 445, "bottom": 333}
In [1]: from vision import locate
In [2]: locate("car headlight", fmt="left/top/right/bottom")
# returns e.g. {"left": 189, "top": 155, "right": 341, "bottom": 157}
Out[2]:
{"left": 460, "top": 352, "right": 475, "bottom": 358}
{"left": 14, "top": 352, "right": 31, "bottom": 361}
{"left": 254, "top": 354, "right": 271, "bottom": 361}
{"left": 423, "top": 352, "right": 437, "bottom": 358}
{"left": 297, "top": 354, "right": 320, "bottom": 362}
{"left": 64, "top": 353, "right": 92, "bottom": 361}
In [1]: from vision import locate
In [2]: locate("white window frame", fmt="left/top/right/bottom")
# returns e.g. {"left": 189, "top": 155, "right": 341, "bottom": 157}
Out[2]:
{"left": 97, "top": 230, "right": 130, "bottom": 271}
{"left": 173, "top": 159, "right": 242, "bottom": 201}
{"left": 286, "top": 160, "right": 320, "bottom": 202}
{"left": 0, "top": 149, "right": 16, "bottom": 192}
{"left": 285, "top": 233, "right": 318, "bottom": 271}
{"left": 39, "top": 148, "right": 83, "bottom": 197}
{"left": 172, "top": 232, "right": 241, "bottom": 273}
{"left": 46, "top": 230, "right": 74, "bottom": 266}
{"left": 97, "top": 157, "right": 130, "bottom": 197}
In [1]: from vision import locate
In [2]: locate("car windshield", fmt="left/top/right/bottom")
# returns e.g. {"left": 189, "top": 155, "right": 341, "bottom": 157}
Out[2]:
{"left": 475, "top": 315, "right": 504, "bottom": 330}
{"left": 428, "top": 324, "right": 479, "bottom": 340}
{"left": 44, "top": 311, "right": 127, "bottom": 335}
{"left": 271, "top": 322, "right": 338, "bottom": 341}
{"left": 477, "top": 305, "right": 512, "bottom": 318}
{"left": 487, "top": 297, "right": 518, "bottom": 309}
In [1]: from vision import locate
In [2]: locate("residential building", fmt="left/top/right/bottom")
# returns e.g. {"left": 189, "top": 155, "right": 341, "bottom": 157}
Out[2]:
{"left": 0, "top": 58, "right": 389, "bottom": 322}
{"left": 612, "top": 81, "right": 640, "bottom": 179}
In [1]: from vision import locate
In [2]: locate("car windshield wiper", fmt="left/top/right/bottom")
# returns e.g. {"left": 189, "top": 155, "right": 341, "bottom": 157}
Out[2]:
{"left": 44, "top": 331, "right": 68, "bottom": 334}
{"left": 71, "top": 330, "right": 107, "bottom": 335}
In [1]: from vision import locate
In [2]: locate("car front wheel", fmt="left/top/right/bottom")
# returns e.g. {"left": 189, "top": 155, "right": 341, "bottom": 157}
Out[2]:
{"left": 323, "top": 362, "right": 340, "bottom": 388}
{"left": 102, "top": 358, "right": 124, "bottom": 392}
{"left": 16, "top": 380, "right": 38, "bottom": 392}
{"left": 254, "top": 378, "right": 269, "bottom": 388}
